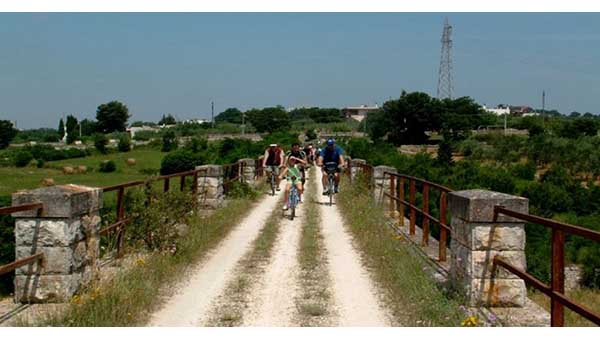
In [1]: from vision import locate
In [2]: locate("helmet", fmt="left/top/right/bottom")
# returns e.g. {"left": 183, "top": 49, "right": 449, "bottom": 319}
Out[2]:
{"left": 269, "top": 143, "right": 277, "bottom": 147}
{"left": 326, "top": 139, "right": 335, "bottom": 146}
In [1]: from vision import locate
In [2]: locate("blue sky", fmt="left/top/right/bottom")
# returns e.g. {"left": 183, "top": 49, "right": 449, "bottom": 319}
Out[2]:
{"left": 1, "top": 13, "right": 599, "bottom": 129}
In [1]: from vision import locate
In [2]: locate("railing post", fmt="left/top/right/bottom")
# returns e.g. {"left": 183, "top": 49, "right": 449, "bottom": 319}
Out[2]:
{"left": 409, "top": 179, "right": 416, "bottom": 235}
{"left": 389, "top": 175, "right": 395, "bottom": 215}
{"left": 398, "top": 177, "right": 405, "bottom": 227}
{"left": 551, "top": 229, "right": 565, "bottom": 326}
{"left": 12, "top": 184, "right": 102, "bottom": 303}
{"left": 374, "top": 166, "right": 396, "bottom": 204}
{"left": 349, "top": 159, "right": 366, "bottom": 184}
{"left": 163, "top": 177, "right": 170, "bottom": 192}
{"left": 448, "top": 189, "right": 528, "bottom": 307}
{"left": 180, "top": 174, "right": 186, "bottom": 192}
{"left": 192, "top": 170, "right": 199, "bottom": 196}
{"left": 422, "top": 183, "right": 430, "bottom": 246}
{"left": 439, "top": 191, "right": 448, "bottom": 262}
{"left": 239, "top": 158, "right": 257, "bottom": 186}
{"left": 116, "top": 186, "right": 126, "bottom": 258}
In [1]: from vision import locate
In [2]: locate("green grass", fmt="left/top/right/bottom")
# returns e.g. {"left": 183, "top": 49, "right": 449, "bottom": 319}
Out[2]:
{"left": 337, "top": 177, "right": 466, "bottom": 326}
{"left": 15, "top": 194, "right": 262, "bottom": 327}
{"left": 529, "top": 288, "right": 600, "bottom": 327}
{"left": 0, "top": 148, "right": 165, "bottom": 196}
{"left": 295, "top": 168, "right": 332, "bottom": 326}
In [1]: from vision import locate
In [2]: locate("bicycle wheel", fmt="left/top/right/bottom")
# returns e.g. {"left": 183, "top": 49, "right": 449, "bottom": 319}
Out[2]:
{"left": 290, "top": 190, "right": 297, "bottom": 220}
{"left": 270, "top": 175, "right": 275, "bottom": 196}
{"left": 328, "top": 177, "right": 334, "bottom": 206}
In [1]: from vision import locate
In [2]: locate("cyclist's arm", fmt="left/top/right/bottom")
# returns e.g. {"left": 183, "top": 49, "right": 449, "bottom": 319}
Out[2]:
{"left": 338, "top": 154, "right": 345, "bottom": 168}
{"left": 293, "top": 156, "right": 307, "bottom": 165}
{"left": 317, "top": 156, "right": 323, "bottom": 167}
{"left": 262, "top": 150, "right": 269, "bottom": 168}
{"left": 278, "top": 167, "right": 288, "bottom": 179}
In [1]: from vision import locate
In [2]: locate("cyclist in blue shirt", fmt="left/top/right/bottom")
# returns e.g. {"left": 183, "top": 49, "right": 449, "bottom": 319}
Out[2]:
{"left": 317, "top": 138, "right": 345, "bottom": 195}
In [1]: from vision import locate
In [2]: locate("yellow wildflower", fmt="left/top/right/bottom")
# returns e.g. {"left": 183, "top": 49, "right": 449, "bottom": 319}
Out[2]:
{"left": 461, "top": 315, "right": 480, "bottom": 327}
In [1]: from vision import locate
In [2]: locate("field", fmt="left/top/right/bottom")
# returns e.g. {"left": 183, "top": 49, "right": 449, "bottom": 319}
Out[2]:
{"left": 0, "top": 148, "right": 164, "bottom": 197}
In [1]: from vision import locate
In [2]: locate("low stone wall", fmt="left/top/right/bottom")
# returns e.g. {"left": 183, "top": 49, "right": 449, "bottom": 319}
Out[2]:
{"left": 196, "top": 165, "right": 224, "bottom": 210}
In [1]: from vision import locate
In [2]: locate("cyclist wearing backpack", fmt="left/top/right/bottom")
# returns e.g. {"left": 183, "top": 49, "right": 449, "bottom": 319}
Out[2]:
{"left": 317, "top": 139, "right": 345, "bottom": 195}
{"left": 262, "top": 143, "right": 284, "bottom": 191}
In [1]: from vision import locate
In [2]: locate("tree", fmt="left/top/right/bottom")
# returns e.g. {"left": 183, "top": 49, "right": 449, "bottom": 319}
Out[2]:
{"left": 80, "top": 119, "right": 98, "bottom": 136}
{"left": 245, "top": 107, "right": 291, "bottom": 133}
{"left": 65, "top": 115, "right": 79, "bottom": 144}
{"left": 0, "top": 120, "right": 18, "bottom": 149}
{"left": 93, "top": 133, "right": 108, "bottom": 154}
{"left": 161, "top": 130, "right": 177, "bottom": 152}
{"left": 118, "top": 134, "right": 131, "bottom": 152}
{"left": 96, "top": 101, "right": 130, "bottom": 133}
{"left": 58, "top": 118, "right": 65, "bottom": 138}
{"left": 159, "top": 114, "right": 176, "bottom": 125}
{"left": 215, "top": 108, "right": 243, "bottom": 124}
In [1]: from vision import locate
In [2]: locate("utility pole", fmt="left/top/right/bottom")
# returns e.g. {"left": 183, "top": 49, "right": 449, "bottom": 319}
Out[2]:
{"left": 504, "top": 112, "right": 507, "bottom": 135}
{"left": 211, "top": 100, "right": 215, "bottom": 129}
{"left": 242, "top": 110, "right": 245, "bottom": 136}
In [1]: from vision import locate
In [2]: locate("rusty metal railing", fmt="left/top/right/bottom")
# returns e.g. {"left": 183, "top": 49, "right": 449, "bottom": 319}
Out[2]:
{"left": 0, "top": 203, "right": 45, "bottom": 277}
{"left": 382, "top": 172, "right": 452, "bottom": 262}
{"left": 493, "top": 206, "right": 600, "bottom": 327}
{"left": 222, "top": 161, "right": 244, "bottom": 195}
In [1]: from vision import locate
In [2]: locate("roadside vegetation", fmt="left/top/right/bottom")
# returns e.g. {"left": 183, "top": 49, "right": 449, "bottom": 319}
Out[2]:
{"left": 15, "top": 188, "right": 262, "bottom": 326}
{"left": 337, "top": 175, "right": 466, "bottom": 326}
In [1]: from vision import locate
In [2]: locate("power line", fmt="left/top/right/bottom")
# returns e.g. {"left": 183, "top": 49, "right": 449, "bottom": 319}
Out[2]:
{"left": 437, "top": 17, "right": 454, "bottom": 100}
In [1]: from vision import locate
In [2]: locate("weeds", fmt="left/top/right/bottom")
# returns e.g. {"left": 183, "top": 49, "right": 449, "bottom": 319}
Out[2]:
{"left": 337, "top": 179, "right": 465, "bottom": 326}
{"left": 16, "top": 195, "right": 262, "bottom": 326}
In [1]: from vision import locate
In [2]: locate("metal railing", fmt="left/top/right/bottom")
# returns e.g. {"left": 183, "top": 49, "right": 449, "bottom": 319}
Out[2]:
{"left": 0, "top": 203, "right": 45, "bottom": 277}
{"left": 493, "top": 206, "right": 600, "bottom": 327}
{"left": 381, "top": 172, "right": 452, "bottom": 262}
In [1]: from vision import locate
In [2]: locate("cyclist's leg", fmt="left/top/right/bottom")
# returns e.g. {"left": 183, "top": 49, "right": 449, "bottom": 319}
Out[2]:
{"left": 334, "top": 171, "right": 341, "bottom": 193}
{"left": 283, "top": 182, "right": 292, "bottom": 210}
{"left": 274, "top": 166, "right": 281, "bottom": 190}
{"left": 321, "top": 170, "right": 329, "bottom": 195}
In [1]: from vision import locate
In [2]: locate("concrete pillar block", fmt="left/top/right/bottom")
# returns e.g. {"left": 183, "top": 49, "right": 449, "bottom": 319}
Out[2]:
{"left": 448, "top": 189, "right": 528, "bottom": 307}
{"left": 196, "top": 165, "right": 224, "bottom": 209}
{"left": 12, "top": 184, "right": 102, "bottom": 303}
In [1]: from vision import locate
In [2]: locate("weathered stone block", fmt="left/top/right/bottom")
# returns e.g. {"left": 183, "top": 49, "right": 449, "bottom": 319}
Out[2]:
{"left": 16, "top": 246, "right": 72, "bottom": 274}
{"left": 467, "top": 278, "right": 526, "bottom": 307}
{"left": 15, "top": 273, "right": 82, "bottom": 303}
{"left": 15, "top": 218, "right": 84, "bottom": 247}
{"left": 451, "top": 242, "right": 525, "bottom": 279}
{"left": 448, "top": 189, "right": 528, "bottom": 223}
{"left": 199, "top": 198, "right": 223, "bottom": 209}
{"left": 196, "top": 164, "right": 224, "bottom": 177}
{"left": 12, "top": 184, "right": 102, "bottom": 218}
{"left": 373, "top": 165, "right": 397, "bottom": 180}
{"left": 451, "top": 219, "right": 525, "bottom": 251}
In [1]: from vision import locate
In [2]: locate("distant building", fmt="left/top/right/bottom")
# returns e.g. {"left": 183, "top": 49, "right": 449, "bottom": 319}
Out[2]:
{"left": 342, "top": 104, "right": 380, "bottom": 122}
{"left": 509, "top": 105, "right": 533, "bottom": 115}
{"left": 127, "top": 125, "right": 160, "bottom": 138}
{"left": 483, "top": 104, "right": 537, "bottom": 116}
{"left": 483, "top": 104, "right": 510, "bottom": 115}
{"left": 183, "top": 118, "right": 210, "bottom": 124}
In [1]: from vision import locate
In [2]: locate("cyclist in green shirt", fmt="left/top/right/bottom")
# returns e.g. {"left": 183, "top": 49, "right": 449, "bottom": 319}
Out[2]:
{"left": 279, "top": 155, "right": 303, "bottom": 211}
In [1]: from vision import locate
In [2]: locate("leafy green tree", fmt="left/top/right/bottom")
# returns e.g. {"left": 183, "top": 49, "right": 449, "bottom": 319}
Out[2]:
{"left": 159, "top": 114, "right": 177, "bottom": 125}
{"left": 215, "top": 108, "right": 243, "bottom": 124}
{"left": 80, "top": 119, "right": 98, "bottom": 136}
{"left": 118, "top": 134, "right": 131, "bottom": 152}
{"left": 437, "top": 134, "right": 454, "bottom": 166}
{"left": 161, "top": 130, "right": 177, "bottom": 152}
{"left": 364, "top": 109, "right": 391, "bottom": 141}
{"left": 96, "top": 101, "right": 130, "bottom": 133}
{"left": 0, "top": 120, "right": 18, "bottom": 149}
{"left": 93, "top": 133, "right": 108, "bottom": 154}
{"left": 246, "top": 106, "right": 291, "bottom": 133}
{"left": 65, "top": 115, "right": 79, "bottom": 144}
{"left": 58, "top": 118, "right": 65, "bottom": 138}
{"left": 130, "top": 121, "right": 157, "bottom": 127}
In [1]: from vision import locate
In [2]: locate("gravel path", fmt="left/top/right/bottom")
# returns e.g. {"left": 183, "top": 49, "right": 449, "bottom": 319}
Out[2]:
{"left": 148, "top": 189, "right": 284, "bottom": 326}
{"left": 241, "top": 198, "right": 305, "bottom": 326}
{"left": 317, "top": 167, "right": 391, "bottom": 326}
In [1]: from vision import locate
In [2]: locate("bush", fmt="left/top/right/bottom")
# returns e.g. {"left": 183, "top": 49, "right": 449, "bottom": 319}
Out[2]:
{"left": 94, "top": 133, "right": 108, "bottom": 154}
{"left": 13, "top": 150, "right": 33, "bottom": 167}
{"left": 161, "top": 130, "right": 177, "bottom": 152}
{"left": 160, "top": 149, "right": 200, "bottom": 175}
{"left": 305, "top": 129, "right": 317, "bottom": 140}
{"left": 227, "top": 181, "right": 258, "bottom": 199}
{"left": 511, "top": 161, "right": 536, "bottom": 181}
{"left": 118, "top": 135, "right": 131, "bottom": 152}
{"left": 36, "top": 159, "right": 45, "bottom": 168}
{"left": 99, "top": 160, "right": 116, "bottom": 173}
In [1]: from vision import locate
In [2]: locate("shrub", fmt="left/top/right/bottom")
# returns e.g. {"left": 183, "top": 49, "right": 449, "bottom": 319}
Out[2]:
{"left": 511, "top": 161, "right": 536, "bottom": 181}
{"left": 36, "top": 159, "right": 45, "bottom": 168}
{"left": 13, "top": 150, "right": 33, "bottom": 167}
{"left": 118, "top": 135, "right": 131, "bottom": 152}
{"left": 161, "top": 130, "right": 177, "bottom": 152}
{"left": 160, "top": 149, "right": 200, "bottom": 175}
{"left": 305, "top": 129, "right": 317, "bottom": 140}
{"left": 99, "top": 160, "right": 116, "bottom": 173}
{"left": 94, "top": 133, "right": 108, "bottom": 154}
{"left": 227, "top": 181, "right": 258, "bottom": 199}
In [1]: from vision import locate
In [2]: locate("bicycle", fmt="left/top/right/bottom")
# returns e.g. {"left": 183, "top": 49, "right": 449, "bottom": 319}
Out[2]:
{"left": 286, "top": 176, "right": 300, "bottom": 220}
{"left": 269, "top": 170, "right": 277, "bottom": 196}
{"left": 324, "top": 162, "right": 338, "bottom": 206}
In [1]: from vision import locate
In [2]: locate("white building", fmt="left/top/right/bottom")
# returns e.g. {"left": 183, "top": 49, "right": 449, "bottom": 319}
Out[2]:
{"left": 341, "top": 104, "right": 380, "bottom": 122}
{"left": 483, "top": 105, "right": 510, "bottom": 115}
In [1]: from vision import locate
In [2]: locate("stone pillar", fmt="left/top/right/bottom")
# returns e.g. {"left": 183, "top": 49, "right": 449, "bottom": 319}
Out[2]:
{"left": 196, "top": 165, "right": 224, "bottom": 209}
{"left": 350, "top": 159, "right": 366, "bottom": 182}
{"left": 238, "top": 158, "right": 256, "bottom": 186}
{"left": 373, "top": 165, "right": 397, "bottom": 204}
{"left": 12, "top": 184, "right": 102, "bottom": 303}
{"left": 448, "top": 189, "right": 528, "bottom": 307}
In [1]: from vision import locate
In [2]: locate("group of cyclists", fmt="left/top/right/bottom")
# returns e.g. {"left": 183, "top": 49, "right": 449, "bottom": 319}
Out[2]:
{"left": 261, "top": 138, "right": 345, "bottom": 211}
